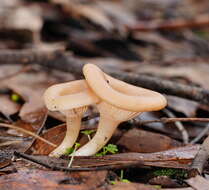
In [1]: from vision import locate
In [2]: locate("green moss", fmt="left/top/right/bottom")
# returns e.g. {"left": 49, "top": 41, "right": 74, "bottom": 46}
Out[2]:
{"left": 110, "top": 170, "right": 130, "bottom": 185}
{"left": 153, "top": 185, "right": 162, "bottom": 189}
{"left": 153, "top": 168, "right": 188, "bottom": 179}
{"left": 194, "top": 30, "right": 209, "bottom": 39}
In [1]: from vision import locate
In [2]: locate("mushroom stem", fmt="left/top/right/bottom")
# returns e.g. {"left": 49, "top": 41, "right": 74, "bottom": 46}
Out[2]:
{"left": 75, "top": 116, "right": 118, "bottom": 156}
{"left": 75, "top": 102, "right": 139, "bottom": 156}
{"left": 49, "top": 107, "right": 87, "bottom": 157}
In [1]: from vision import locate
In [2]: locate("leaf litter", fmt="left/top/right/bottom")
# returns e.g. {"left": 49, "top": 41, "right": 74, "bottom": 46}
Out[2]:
{"left": 1, "top": 0, "right": 209, "bottom": 189}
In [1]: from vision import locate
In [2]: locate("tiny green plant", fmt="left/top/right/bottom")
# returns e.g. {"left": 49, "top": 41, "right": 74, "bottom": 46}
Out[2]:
{"left": 11, "top": 93, "right": 20, "bottom": 102}
{"left": 153, "top": 185, "right": 162, "bottom": 189}
{"left": 120, "top": 170, "right": 130, "bottom": 183}
{"left": 81, "top": 129, "right": 95, "bottom": 140}
{"left": 95, "top": 144, "right": 118, "bottom": 156}
{"left": 67, "top": 143, "right": 81, "bottom": 168}
{"left": 65, "top": 147, "right": 74, "bottom": 155}
{"left": 110, "top": 170, "right": 130, "bottom": 185}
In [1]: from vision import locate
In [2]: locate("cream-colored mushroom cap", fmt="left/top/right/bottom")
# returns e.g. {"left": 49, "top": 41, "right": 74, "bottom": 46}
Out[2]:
{"left": 44, "top": 80, "right": 99, "bottom": 111}
{"left": 83, "top": 64, "right": 167, "bottom": 112}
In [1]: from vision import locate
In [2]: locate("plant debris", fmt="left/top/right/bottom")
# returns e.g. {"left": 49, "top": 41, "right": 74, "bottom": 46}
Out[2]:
{"left": 1, "top": 0, "right": 209, "bottom": 189}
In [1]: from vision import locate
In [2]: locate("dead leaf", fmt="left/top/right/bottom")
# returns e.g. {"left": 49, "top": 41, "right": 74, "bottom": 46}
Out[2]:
{"left": 0, "top": 169, "right": 107, "bottom": 190}
{"left": 33, "top": 124, "right": 66, "bottom": 155}
{"left": 186, "top": 175, "right": 209, "bottom": 190}
{"left": 167, "top": 96, "right": 198, "bottom": 117}
{"left": 149, "top": 176, "right": 182, "bottom": 188}
{"left": 117, "top": 128, "right": 181, "bottom": 153}
{"left": 135, "top": 62, "right": 209, "bottom": 90}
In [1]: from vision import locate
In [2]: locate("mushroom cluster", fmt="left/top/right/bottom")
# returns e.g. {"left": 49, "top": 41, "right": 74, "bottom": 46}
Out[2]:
{"left": 44, "top": 64, "right": 167, "bottom": 157}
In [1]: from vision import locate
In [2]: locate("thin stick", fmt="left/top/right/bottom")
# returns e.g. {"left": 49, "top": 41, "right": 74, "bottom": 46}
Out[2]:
{"left": 0, "top": 140, "right": 21, "bottom": 147}
{"left": 24, "top": 110, "right": 48, "bottom": 153}
{"left": 128, "top": 14, "right": 209, "bottom": 31}
{"left": 0, "top": 50, "right": 209, "bottom": 105}
{"left": 0, "top": 123, "right": 56, "bottom": 147}
{"left": 14, "top": 151, "right": 143, "bottom": 172}
{"left": 138, "top": 117, "right": 209, "bottom": 125}
{"left": 191, "top": 133, "right": 209, "bottom": 174}
{"left": 163, "top": 109, "right": 189, "bottom": 144}
{"left": 190, "top": 124, "right": 209, "bottom": 144}
{"left": 68, "top": 143, "right": 80, "bottom": 168}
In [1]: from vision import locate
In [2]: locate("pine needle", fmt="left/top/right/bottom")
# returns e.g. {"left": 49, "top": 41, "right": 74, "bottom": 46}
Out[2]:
{"left": 0, "top": 123, "right": 57, "bottom": 147}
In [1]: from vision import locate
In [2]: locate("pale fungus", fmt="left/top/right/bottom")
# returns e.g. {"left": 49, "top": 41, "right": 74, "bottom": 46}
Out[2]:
{"left": 74, "top": 64, "right": 167, "bottom": 156}
{"left": 44, "top": 80, "right": 99, "bottom": 157}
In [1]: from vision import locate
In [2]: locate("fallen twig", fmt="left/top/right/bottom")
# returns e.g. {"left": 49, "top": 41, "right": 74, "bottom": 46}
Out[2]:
{"left": 128, "top": 14, "right": 209, "bottom": 31}
{"left": 24, "top": 110, "right": 48, "bottom": 154}
{"left": 0, "top": 50, "right": 209, "bottom": 105}
{"left": 163, "top": 109, "right": 189, "bottom": 144}
{"left": 190, "top": 124, "right": 209, "bottom": 144}
{"left": 190, "top": 131, "right": 209, "bottom": 174}
{"left": 0, "top": 123, "right": 56, "bottom": 148}
{"left": 13, "top": 151, "right": 143, "bottom": 171}
{"left": 0, "top": 140, "right": 21, "bottom": 147}
{"left": 139, "top": 117, "right": 209, "bottom": 125}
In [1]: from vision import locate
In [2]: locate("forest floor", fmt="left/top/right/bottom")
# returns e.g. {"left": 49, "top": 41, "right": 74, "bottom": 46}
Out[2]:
{"left": 1, "top": 0, "right": 209, "bottom": 189}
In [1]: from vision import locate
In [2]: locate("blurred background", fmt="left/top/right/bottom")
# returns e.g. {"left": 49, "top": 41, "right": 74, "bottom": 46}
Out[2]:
{"left": 1, "top": 0, "right": 209, "bottom": 63}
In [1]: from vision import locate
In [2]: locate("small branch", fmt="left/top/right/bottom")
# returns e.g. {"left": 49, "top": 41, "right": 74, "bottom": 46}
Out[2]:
{"left": 190, "top": 124, "right": 209, "bottom": 144}
{"left": 24, "top": 110, "right": 48, "bottom": 154}
{"left": 0, "top": 140, "right": 21, "bottom": 147}
{"left": 128, "top": 14, "right": 209, "bottom": 31}
{"left": 138, "top": 117, "right": 209, "bottom": 125}
{"left": 0, "top": 50, "right": 209, "bottom": 105}
{"left": 163, "top": 109, "right": 189, "bottom": 144}
{"left": 0, "top": 123, "right": 56, "bottom": 147}
{"left": 191, "top": 132, "right": 209, "bottom": 174}
{"left": 13, "top": 151, "right": 143, "bottom": 172}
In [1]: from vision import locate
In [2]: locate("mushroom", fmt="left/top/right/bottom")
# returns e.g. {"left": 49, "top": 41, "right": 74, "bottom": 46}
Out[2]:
{"left": 75, "top": 64, "right": 167, "bottom": 156}
{"left": 44, "top": 80, "right": 99, "bottom": 157}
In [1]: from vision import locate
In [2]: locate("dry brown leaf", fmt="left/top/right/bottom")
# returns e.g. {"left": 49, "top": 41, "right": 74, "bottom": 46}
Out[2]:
{"left": 135, "top": 62, "right": 209, "bottom": 89}
{"left": 186, "top": 175, "right": 209, "bottom": 190}
{"left": 0, "top": 169, "right": 107, "bottom": 190}
{"left": 117, "top": 128, "right": 181, "bottom": 153}
{"left": 33, "top": 124, "right": 66, "bottom": 155}
{"left": 167, "top": 96, "right": 198, "bottom": 117}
